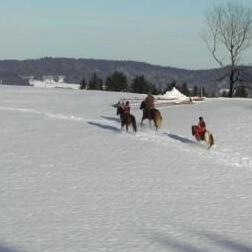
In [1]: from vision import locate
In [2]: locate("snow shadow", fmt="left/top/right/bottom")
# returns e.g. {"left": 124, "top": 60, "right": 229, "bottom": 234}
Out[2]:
{"left": 146, "top": 228, "right": 252, "bottom": 252}
{"left": 87, "top": 121, "right": 121, "bottom": 132}
{"left": 196, "top": 230, "right": 252, "bottom": 252}
{"left": 164, "top": 133, "right": 195, "bottom": 144}
{"left": 100, "top": 115, "right": 121, "bottom": 123}
{"left": 148, "top": 232, "right": 210, "bottom": 252}
{"left": 0, "top": 245, "right": 22, "bottom": 252}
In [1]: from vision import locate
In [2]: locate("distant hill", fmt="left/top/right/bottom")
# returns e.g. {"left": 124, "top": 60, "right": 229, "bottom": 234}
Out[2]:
{"left": 0, "top": 57, "right": 251, "bottom": 94}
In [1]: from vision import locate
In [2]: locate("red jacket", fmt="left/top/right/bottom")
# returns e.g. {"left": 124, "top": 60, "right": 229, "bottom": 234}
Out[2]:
{"left": 198, "top": 121, "right": 206, "bottom": 132}
{"left": 123, "top": 105, "right": 130, "bottom": 114}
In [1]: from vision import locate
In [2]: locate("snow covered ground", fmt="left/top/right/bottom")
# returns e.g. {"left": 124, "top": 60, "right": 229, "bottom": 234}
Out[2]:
{"left": 0, "top": 85, "right": 252, "bottom": 252}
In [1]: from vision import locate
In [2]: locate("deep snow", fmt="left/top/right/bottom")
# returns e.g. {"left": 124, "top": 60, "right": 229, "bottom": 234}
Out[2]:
{"left": 0, "top": 86, "right": 252, "bottom": 252}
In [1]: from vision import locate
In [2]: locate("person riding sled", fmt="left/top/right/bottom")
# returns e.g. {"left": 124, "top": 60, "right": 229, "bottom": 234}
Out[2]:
{"left": 192, "top": 116, "right": 206, "bottom": 141}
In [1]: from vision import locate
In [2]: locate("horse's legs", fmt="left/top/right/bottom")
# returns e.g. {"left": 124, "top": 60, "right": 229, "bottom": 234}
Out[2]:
{"left": 141, "top": 117, "right": 149, "bottom": 127}
{"left": 149, "top": 119, "right": 151, "bottom": 128}
{"left": 154, "top": 120, "right": 158, "bottom": 131}
{"left": 191, "top": 126, "right": 196, "bottom": 136}
{"left": 126, "top": 124, "right": 129, "bottom": 132}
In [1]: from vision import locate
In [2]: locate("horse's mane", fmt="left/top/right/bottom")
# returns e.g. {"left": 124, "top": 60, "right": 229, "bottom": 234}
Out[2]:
{"left": 140, "top": 101, "right": 146, "bottom": 110}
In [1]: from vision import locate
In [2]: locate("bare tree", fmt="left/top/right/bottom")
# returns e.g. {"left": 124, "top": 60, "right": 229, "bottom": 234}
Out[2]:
{"left": 204, "top": 2, "right": 252, "bottom": 97}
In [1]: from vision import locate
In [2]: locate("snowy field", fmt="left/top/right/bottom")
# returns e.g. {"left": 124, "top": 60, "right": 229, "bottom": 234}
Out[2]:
{"left": 0, "top": 86, "right": 252, "bottom": 252}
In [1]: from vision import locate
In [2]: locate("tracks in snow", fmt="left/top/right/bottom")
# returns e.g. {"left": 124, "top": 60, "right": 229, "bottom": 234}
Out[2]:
{"left": 1, "top": 106, "right": 251, "bottom": 171}
{"left": 0, "top": 106, "right": 88, "bottom": 122}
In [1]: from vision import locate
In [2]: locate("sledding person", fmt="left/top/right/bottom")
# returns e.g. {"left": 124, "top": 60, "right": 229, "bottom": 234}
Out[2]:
{"left": 192, "top": 116, "right": 206, "bottom": 140}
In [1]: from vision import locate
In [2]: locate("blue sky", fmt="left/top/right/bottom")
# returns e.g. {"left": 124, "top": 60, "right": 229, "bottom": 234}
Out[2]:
{"left": 0, "top": 0, "right": 252, "bottom": 69}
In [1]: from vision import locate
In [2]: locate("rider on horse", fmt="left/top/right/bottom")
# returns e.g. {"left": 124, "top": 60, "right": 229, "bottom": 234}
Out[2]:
{"left": 144, "top": 93, "right": 155, "bottom": 118}
{"left": 192, "top": 116, "right": 206, "bottom": 141}
{"left": 117, "top": 100, "right": 136, "bottom": 132}
{"left": 122, "top": 101, "right": 130, "bottom": 114}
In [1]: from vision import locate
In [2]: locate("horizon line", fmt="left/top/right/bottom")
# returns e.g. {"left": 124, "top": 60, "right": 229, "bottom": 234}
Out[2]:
{"left": 0, "top": 56, "right": 231, "bottom": 71}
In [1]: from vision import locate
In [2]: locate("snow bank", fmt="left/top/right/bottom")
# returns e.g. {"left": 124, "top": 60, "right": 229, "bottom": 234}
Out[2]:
{"left": 29, "top": 79, "right": 80, "bottom": 89}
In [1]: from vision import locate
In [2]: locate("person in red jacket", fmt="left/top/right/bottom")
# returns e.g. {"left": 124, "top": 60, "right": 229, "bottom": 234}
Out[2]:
{"left": 192, "top": 116, "right": 206, "bottom": 140}
{"left": 123, "top": 101, "right": 130, "bottom": 114}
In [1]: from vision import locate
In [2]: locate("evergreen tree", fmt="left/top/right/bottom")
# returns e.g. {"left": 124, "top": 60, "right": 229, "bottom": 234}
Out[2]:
{"left": 80, "top": 78, "right": 87, "bottom": 90}
{"left": 180, "top": 82, "right": 191, "bottom": 96}
{"left": 88, "top": 73, "right": 103, "bottom": 90}
{"left": 165, "top": 80, "right": 177, "bottom": 92}
{"left": 201, "top": 87, "right": 208, "bottom": 97}
{"left": 131, "top": 75, "right": 150, "bottom": 94}
{"left": 235, "top": 86, "right": 248, "bottom": 97}
{"left": 193, "top": 85, "right": 199, "bottom": 96}
{"left": 222, "top": 90, "right": 228, "bottom": 97}
{"left": 106, "top": 71, "right": 128, "bottom": 91}
{"left": 210, "top": 91, "right": 216, "bottom": 97}
{"left": 149, "top": 83, "right": 159, "bottom": 95}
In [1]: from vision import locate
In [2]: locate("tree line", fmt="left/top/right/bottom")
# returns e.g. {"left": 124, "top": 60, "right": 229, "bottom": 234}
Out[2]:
{"left": 80, "top": 71, "right": 248, "bottom": 97}
{"left": 79, "top": 71, "right": 160, "bottom": 94}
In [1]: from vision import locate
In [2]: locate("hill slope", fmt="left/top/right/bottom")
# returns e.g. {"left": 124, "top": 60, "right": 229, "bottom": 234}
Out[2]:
{"left": 1, "top": 57, "right": 252, "bottom": 93}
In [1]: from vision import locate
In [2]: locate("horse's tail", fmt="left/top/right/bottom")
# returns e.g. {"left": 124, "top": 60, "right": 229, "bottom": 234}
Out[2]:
{"left": 131, "top": 115, "right": 137, "bottom": 132}
{"left": 205, "top": 130, "right": 214, "bottom": 149}
{"left": 154, "top": 110, "right": 162, "bottom": 129}
{"left": 209, "top": 132, "right": 214, "bottom": 147}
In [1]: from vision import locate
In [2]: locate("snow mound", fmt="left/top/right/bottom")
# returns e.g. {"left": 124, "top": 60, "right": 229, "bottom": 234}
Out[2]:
{"left": 154, "top": 87, "right": 191, "bottom": 106}
{"left": 160, "top": 87, "right": 190, "bottom": 102}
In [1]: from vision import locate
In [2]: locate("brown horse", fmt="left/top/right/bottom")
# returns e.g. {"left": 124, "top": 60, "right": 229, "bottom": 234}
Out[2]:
{"left": 117, "top": 106, "right": 137, "bottom": 132}
{"left": 192, "top": 126, "right": 214, "bottom": 149}
{"left": 139, "top": 101, "right": 162, "bottom": 130}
